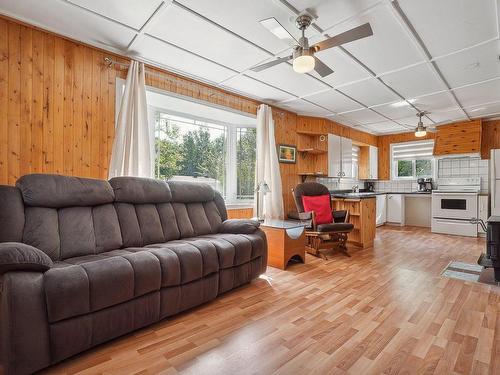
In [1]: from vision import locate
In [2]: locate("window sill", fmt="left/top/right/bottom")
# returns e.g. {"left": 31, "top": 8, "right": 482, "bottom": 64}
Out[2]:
{"left": 226, "top": 202, "right": 254, "bottom": 210}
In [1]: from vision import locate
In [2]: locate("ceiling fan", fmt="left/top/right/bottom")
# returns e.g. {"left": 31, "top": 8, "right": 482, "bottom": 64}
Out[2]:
{"left": 414, "top": 111, "right": 436, "bottom": 137}
{"left": 252, "top": 14, "right": 373, "bottom": 77}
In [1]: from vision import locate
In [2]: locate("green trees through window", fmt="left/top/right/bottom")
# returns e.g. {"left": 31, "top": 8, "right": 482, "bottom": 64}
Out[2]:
{"left": 154, "top": 112, "right": 255, "bottom": 201}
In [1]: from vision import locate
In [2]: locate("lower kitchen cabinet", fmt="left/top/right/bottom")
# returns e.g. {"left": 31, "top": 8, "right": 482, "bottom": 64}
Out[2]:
{"left": 386, "top": 194, "right": 404, "bottom": 225}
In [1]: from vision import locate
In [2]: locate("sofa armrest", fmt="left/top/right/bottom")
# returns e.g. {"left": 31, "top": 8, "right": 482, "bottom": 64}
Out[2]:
{"left": 0, "top": 242, "right": 53, "bottom": 274}
{"left": 219, "top": 219, "right": 260, "bottom": 234}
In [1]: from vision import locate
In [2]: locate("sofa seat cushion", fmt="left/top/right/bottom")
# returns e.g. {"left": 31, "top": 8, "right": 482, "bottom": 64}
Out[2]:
{"left": 175, "top": 233, "right": 265, "bottom": 269}
{"left": 145, "top": 240, "right": 219, "bottom": 284}
{"left": 45, "top": 251, "right": 162, "bottom": 323}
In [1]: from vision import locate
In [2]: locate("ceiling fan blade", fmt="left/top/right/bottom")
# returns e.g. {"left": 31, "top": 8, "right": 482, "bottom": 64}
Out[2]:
{"left": 312, "top": 23, "right": 373, "bottom": 52}
{"left": 313, "top": 56, "right": 334, "bottom": 77}
{"left": 259, "top": 17, "right": 298, "bottom": 46}
{"left": 250, "top": 55, "right": 293, "bottom": 72}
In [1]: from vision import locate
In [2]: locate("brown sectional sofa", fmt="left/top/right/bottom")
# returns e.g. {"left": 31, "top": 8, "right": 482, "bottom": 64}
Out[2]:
{"left": 0, "top": 174, "right": 267, "bottom": 375}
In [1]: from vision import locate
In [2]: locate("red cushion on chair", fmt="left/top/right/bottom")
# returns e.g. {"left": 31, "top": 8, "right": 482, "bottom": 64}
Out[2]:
{"left": 302, "top": 194, "right": 333, "bottom": 225}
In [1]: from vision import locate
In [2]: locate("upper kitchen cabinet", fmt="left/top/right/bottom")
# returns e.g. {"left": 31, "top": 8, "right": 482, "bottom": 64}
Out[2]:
{"left": 359, "top": 145, "right": 378, "bottom": 180}
{"left": 328, "top": 134, "right": 353, "bottom": 178}
{"left": 433, "top": 119, "right": 482, "bottom": 155}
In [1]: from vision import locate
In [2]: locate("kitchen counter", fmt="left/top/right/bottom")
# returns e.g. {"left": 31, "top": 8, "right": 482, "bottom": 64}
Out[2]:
{"left": 329, "top": 190, "right": 431, "bottom": 199}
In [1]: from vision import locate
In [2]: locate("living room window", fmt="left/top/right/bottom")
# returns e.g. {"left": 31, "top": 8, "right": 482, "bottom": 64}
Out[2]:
{"left": 391, "top": 140, "right": 435, "bottom": 180}
{"left": 154, "top": 111, "right": 256, "bottom": 204}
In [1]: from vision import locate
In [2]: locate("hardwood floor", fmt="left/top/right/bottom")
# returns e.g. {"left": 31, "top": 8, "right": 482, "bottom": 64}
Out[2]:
{"left": 42, "top": 226, "right": 500, "bottom": 375}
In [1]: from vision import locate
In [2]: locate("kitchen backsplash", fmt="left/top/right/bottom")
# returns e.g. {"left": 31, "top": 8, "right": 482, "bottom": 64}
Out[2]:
{"left": 437, "top": 157, "right": 488, "bottom": 191}
{"left": 318, "top": 157, "right": 489, "bottom": 193}
{"left": 317, "top": 177, "right": 365, "bottom": 191}
{"left": 373, "top": 157, "right": 489, "bottom": 193}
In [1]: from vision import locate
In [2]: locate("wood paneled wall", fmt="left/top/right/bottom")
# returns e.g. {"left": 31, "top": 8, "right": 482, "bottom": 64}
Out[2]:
{"left": 0, "top": 17, "right": 118, "bottom": 185}
{"left": 433, "top": 119, "right": 482, "bottom": 155}
{"left": 481, "top": 119, "right": 500, "bottom": 159}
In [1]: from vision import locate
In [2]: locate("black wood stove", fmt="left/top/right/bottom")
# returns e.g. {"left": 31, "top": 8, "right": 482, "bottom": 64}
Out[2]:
{"left": 477, "top": 216, "right": 500, "bottom": 282}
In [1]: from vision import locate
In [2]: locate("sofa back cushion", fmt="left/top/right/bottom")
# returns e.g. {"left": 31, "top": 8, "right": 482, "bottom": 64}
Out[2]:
{"left": 16, "top": 174, "right": 122, "bottom": 260}
{"left": 110, "top": 178, "right": 225, "bottom": 246}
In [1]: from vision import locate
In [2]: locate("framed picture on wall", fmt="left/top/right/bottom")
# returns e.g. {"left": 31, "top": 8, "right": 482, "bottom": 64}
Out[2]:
{"left": 278, "top": 144, "right": 296, "bottom": 164}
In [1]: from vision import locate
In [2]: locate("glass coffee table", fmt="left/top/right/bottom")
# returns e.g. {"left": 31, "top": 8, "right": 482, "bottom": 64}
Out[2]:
{"left": 257, "top": 219, "right": 307, "bottom": 270}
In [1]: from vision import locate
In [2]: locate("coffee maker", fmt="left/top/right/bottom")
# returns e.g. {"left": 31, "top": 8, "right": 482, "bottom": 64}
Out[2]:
{"left": 417, "top": 178, "right": 433, "bottom": 192}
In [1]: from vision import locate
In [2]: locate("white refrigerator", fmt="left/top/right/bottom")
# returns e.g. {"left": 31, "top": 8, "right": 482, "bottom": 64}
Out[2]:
{"left": 490, "top": 149, "right": 500, "bottom": 215}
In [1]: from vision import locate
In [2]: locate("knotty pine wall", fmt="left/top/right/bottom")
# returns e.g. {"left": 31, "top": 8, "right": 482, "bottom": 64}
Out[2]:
{"left": 0, "top": 17, "right": 117, "bottom": 185}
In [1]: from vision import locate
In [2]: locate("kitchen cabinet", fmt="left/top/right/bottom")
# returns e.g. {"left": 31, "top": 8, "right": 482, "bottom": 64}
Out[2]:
{"left": 369, "top": 146, "right": 378, "bottom": 179}
{"left": 376, "top": 194, "right": 386, "bottom": 226}
{"left": 387, "top": 194, "right": 404, "bottom": 225}
{"left": 478, "top": 195, "right": 489, "bottom": 235}
{"left": 328, "top": 134, "right": 352, "bottom": 178}
{"left": 359, "top": 145, "right": 378, "bottom": 180}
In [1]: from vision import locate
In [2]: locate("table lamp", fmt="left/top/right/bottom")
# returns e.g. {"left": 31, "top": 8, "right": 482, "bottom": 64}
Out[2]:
{"left": 255, "top": 181, "right": 271, "bottom": 222}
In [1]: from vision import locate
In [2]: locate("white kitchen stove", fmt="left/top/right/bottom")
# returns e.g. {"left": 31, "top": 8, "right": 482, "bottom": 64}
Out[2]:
{"left": 431, "top": 177, "right": 480, "bottom": 237}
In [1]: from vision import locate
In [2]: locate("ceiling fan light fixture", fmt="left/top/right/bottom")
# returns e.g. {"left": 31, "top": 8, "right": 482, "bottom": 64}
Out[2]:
{"left": 415, "top": 126, "right": 427, "bottom": 137}
{"left": 293, "top": 54, "right": 315, "bottom": 73}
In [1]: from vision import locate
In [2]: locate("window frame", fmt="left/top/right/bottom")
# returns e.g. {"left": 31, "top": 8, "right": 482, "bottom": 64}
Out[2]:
{"left": 390, "top": 141, "right": 436, "bottom": 180}
{"left": 151, "top": 106, "right": 256, "bottom": 205}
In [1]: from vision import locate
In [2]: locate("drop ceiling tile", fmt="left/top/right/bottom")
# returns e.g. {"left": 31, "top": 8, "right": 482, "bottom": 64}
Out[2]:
{"left": 340, "top": 108, "right": 387, "bottom": 124}
{"left": 412, "top": 92, "right": 459, "bottom": 112}
{"left": 175, "top": 0, "right": 313, "bottom": 54}
{"left": 329, "top": 114, "right": 363, "bottom": 128}
{"left": 397, "top": 0, "right": 498, "bottom": 57}
{"left": 338, "top": 78, "right": 399, "bottom": 107}
{"left": 311, "top": 48, "right": 371, "bottom": 87}
{"left": 246, "top": 62, "right": 329, "bottom": 97}
{"left": 68, "top": 0, "right": 162, "bottom": 30}
{"left": 371, "top": 101, "right": 418, "bottom": 120}
{"left": 0, "top": 0, "right": 136, "bottom": 51}
{"left": 397, "top": 115, "right": 434, "bottom": 127}
{"left": 305, "top": 90, "right": 363, "bottom": 113}
{"left": 134, "top": 35, "right": 235, "bottom": 83}
{"left": 435, "top": 40, "right": 500, "bottom": 89}
{"left": 147, "top": 4, "right": 271, "bottom": 72}
{"left": 465, "top": 101, "right": 500, "bottom": 118}
{"left": 221, "top": 75, "right": 295, "bottom": 102}
{"left": 428, "top": 108, "right": 467, "bottom": 124}
{"left": 453, "top": 79, "right": 500, "bottom": 107}
{"left": 279, "top": 99, "right": 331, "bottom": 116}
{"left": 380, "top": 63, "right": 446, "bottom": 98}
{"left": 363, "top": 121, "right": 408, "bottom": 133}
{"left": 316, "top": 2, "right": 425, "bottom": 74}
{"left": 286, "top": 0, "right": 381, "bottom": 30}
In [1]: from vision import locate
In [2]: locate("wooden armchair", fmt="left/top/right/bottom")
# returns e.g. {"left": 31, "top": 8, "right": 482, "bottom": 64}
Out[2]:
{"left": 290, "top": 182, "right": 354, "bottom": 259}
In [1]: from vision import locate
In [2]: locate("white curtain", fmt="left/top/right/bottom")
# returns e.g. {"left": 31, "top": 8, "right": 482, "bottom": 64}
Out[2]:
{"left": 254, "top": 104, "right": 284, "bottom": 219}
{"left": 109, "top": 60, "right": 152, "bottom": 178}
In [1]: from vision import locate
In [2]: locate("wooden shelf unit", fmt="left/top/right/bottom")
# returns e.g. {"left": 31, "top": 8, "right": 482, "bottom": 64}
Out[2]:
{"left": 296, "top": 131, "right": 328, "bottom": 179}
{"left": 332, "top": 197, "right": 376, "bottom": 249}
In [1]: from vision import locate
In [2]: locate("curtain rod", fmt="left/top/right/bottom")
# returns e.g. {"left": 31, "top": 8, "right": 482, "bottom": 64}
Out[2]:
{"left": 103, "top": 56, "right": 286, "bottom": 117}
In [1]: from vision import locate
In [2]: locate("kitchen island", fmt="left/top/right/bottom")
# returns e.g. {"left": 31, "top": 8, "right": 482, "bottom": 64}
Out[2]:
{"left": 331, "top": 193, "right": 376, "bottom": 249}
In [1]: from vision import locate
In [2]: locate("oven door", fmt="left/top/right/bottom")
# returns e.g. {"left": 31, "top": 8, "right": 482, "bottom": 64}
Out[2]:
{"left": 431, "top": 192, "right": 478, "bottom": 220}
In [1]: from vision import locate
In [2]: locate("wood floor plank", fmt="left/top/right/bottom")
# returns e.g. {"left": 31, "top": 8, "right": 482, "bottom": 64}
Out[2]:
{"left": 41, "top": 226, "right": 500, "bottom": 375}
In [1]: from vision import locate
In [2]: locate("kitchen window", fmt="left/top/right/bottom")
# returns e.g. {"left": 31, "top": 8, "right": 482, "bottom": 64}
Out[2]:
{"left": 391, "top": 140, "right": 435, "bottom": 179}
{"left": 154, "top": 111, "right": 256, "bottom": 204}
